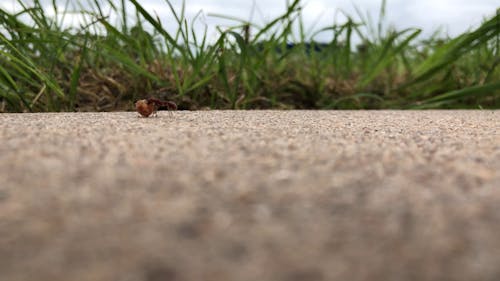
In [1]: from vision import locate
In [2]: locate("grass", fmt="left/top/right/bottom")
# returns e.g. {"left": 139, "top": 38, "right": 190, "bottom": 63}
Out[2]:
{"left": 0, "top": 0, "right": 499, "bottom": 112}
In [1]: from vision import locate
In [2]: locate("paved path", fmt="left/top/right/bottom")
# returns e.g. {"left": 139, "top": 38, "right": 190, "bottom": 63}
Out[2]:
{"left": 0, "top": 111, "right": 499, "bottom": 281}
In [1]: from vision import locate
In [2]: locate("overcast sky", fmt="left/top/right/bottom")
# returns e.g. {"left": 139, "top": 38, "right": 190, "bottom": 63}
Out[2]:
{"left": 158, "top": 0, "right": 498, "bottom": 34}
{"left": 2, "top": 0, "right": 498, "bottom": 41}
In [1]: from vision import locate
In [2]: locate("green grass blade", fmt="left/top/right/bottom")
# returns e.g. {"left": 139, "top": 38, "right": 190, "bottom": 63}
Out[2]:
{"left": 252, "top": 0, "right": 301, "bottom": 43}
{"left": 68, "top": 35, "right": 88, "bottom": 110}
{"left": 0, "top": 34, "right": 65, "bottom": 99}
{"left": 100, "top": 45, "right": 161, "bottom": 82}
{"left": 358, "top": 28, "right": 421, "bottom": 87}
{"left": 128, "top": 0, "right": 181, "bottom": 50}
{"left": 413, "top": 81, "right": 500, "bottom": 108}
{"left": 0, "top": 64, "right": 20, "bottom": 92}
{"left": 407, "top": 13, "right": 500, "bottom": 87}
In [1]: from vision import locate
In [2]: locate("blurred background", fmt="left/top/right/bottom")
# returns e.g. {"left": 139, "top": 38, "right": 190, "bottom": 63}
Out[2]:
{"left": 0, "top": 0, "right": 499, "bottom": 111}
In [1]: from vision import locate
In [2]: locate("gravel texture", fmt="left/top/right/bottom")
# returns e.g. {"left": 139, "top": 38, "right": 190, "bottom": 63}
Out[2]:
{"left": 0, "top": 110, "right": 499, "bottom": 281}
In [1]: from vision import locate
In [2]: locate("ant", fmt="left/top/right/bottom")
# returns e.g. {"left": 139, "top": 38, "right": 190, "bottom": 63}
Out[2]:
{"left": 135, "top": 98, "right": 177, "bottom": 118}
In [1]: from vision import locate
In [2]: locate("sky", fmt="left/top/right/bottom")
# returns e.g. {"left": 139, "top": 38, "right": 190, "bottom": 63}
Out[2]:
{"left": 2, "top": 0, "right": 499, "bottom": 42}
{"left": 159, "top": 0, "right": 498, "bottom": 34}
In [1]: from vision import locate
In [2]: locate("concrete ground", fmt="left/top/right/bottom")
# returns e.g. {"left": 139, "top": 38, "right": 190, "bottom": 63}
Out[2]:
{"left": 0, "top": 110, "right": 499, "bottom": 281}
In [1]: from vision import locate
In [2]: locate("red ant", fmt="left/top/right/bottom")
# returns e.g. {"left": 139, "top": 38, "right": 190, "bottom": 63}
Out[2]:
{"left": 135, "top": 98, "right": 177, "bottom": 118}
